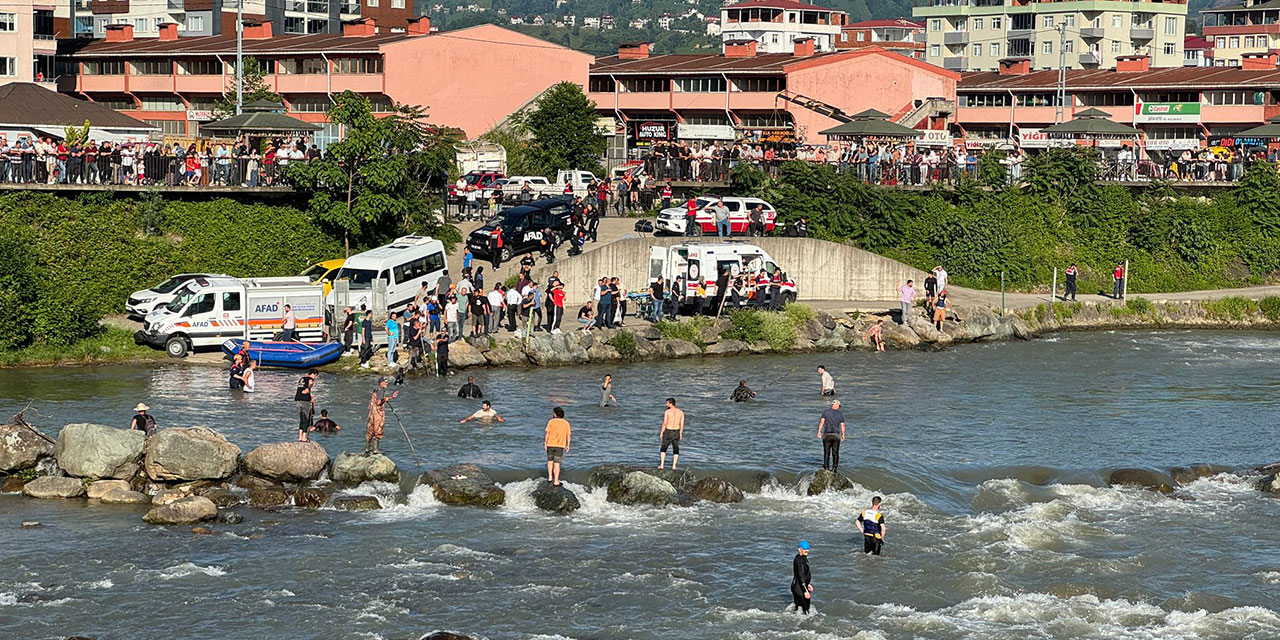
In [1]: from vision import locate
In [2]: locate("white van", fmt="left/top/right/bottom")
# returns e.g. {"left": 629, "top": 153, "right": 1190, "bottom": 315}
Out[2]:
{"left": 134, "top": 276, "right": 326, "bottom": 357}
{"left": 648, "top": 241, "right": 798, "bottom": 302}
{"left": 327, "top": 235, "right": 448, "bottom": 312}
{"left": 125, "top": 273, "right": 229, "bottom": 319}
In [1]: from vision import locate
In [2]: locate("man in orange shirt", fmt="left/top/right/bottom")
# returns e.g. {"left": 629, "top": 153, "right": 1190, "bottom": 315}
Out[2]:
{"left": 544, "top": 406, "right": 571, "bottom": 486}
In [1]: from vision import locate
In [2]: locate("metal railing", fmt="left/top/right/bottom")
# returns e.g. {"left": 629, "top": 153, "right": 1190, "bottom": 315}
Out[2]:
{"left": 0, "top": 153, "right": 311, "bottom": 188}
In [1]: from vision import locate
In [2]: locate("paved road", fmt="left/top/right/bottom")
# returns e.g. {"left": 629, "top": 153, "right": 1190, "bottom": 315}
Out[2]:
{"left": 444, "top": 216, "right": 650, "bottom": 283}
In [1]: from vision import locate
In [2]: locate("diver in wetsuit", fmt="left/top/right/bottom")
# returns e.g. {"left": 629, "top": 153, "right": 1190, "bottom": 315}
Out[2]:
{"left": 730, "top": 380, "right": 756, "bottom": 402}
{"left": 791, "top": 540, "right": 813, "bottom": 614}
{"left": 457, "top": 376, "right": 484, "bottom": 399}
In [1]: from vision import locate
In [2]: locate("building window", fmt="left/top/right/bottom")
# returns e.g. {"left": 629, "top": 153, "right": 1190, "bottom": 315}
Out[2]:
{"left": 289, "top": 95, "right": 331, "bottom": 112}
{"left": 392, "top": 0, "right": 404, "bottom": 7}
{"left": 973, "top": 17, "right": 983, "bottom": 30}
{"left": 1230, "top": 36, "right": 1240, "bottom": 48}
{"left": 83, "top": 60, "right": 124, "bottom": 75}
{"left": 960, "top": 93, "right": 1011, "bottom": 107}
{"left": 145, "top": 119, "right": 186, "bottom": 135}
{"left": 334, "top": 57, "right": 383, "bottom": 74}
{"left": 991, "top": 17, "right": 1002, "bottom": 30}
{"left": 134, "top": 17, "right": 146, "bottom": 32}
{"left": 278, "top": 58, "right": 328, "bottom": 74}
{"left": 972, "top": 43, "right": 982, "bottom": 56}
{"left": 139, "top": 96, "right": 183, "bottom": 111}
{"left": 188, "top": 15, "right": 203, "bottom": 31}
{"left": 1042, "top": 40, "right": 1053, "bottom": 54}
{"left": 1215, "top": 37, "right": 1225, "bottom": 49}
{"left": 1078, "top": 92, "right": 1134, "bottom": 106}
{"left": 0, "top": 13, "right": 14, "bottom": 31}
{"left": 733, "top": 77, "right": 785, "bottom": 92}
{"left": 930, "top": 44, "right": 940, "bottom": 58}
{"left": 1164, "top": 16, "right": 1177, "bottom": 36}
{"left": 0, "top": 57, "right": 14, "bottom": 77}
{"left": 1042, "top": 16, "right": 1053, "bottom": 28}
{"left": 675, "top": 77, "right": 727, "bottom": 92}
{"left": 1063, "top": 15, "right": 1075, "bottom": 27}
{"left": 1139, "top": 91, "right": 1198, "bottom": 102}
{"left": 368, "top": 0, "right": 377, "bottom": 6}
{"left": 75, "top": 17, "right": 92, "bottom": 33}
{"left": 1163, "top": 42, "right": 1175, "bottom": 55}
{"left": 990, "top": 42, "right": 1000, "bottom": 57}
{"left": 1112, "top": 41, "right": 1122, "bottom": 54}
{"left": 154, "top": 17, "right": 164, "bottom": 31}
{"left": 133, "top": 60, "right": 171, "bottom": 75}
{"left": 621, "top": 78, "right": 669, "bottom": 92}
{"left": 1092, "top": 16, "right": 1101, "bottom": 28}
{"left": 284, "top": 17, "right": 304, "bottom": 33}
{"left": 1246, "top": 36, "right": 1256, "bottom": 48}
{"left": 1064, "top": 40, "right": 1074, "bottom": 53}
{"left": 1112, "top": 14, "right": 1123, "bottom": 28}
{"left": 186, "top": 96, "right": 217, "bottom": 110}
{"left": 180, "top": 59, "right": 221, "bottom": 75}
{"left": 1205, "top": 90, "right": 1266, "bottom": 105}
{"left": 1017, "top": 93, "right": 1060, "bottom": 107}
{"left": 92, "top": 96, "right": 135, "bottom": 110}
{"left": 587, "top": 76, "right": 615, "bottom": 92}
{"left": 307, "top": 18, "right": 326, "bottom": 33}
{"left": 929, "top": 19, "right": 941, "bottom": 32}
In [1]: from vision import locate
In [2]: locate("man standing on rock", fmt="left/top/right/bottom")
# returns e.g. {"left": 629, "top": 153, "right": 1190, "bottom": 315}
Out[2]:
{"left": 817, "top": 399, "right": 846, "bottom": 473}
{"left": 659, "top": 397, "right": 685, "bottom": 470}
{"left": 544, "top": 406, "right": 571, "bottom": 486}
{"left": 365, "top": 377, "right": 398, "bottom": 455}
{"left": 817, "top": 365, "right": 835, "bottom": 396}
{"left": 897, "top": 280, "right": 916, "bottom": 325}
{"left": 295, "top": 370, "right": 317, "bottom": 442}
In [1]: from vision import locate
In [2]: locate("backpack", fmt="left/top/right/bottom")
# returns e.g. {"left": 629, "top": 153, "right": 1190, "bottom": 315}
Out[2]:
{"left": 634, "top": 219, "right": 654, "bottom": 233}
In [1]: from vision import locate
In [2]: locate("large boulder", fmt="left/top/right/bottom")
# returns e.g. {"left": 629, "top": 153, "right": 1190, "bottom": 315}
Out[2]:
{"left": 86, "top": 479, "right": 131, "bottom": 499}
{"left": 142, "top": 496, "right": 218, "bottom": 525}
{"left": 704, "top": 339, "right": 747, "bottom": 356}
{"left": 646, "top": 468, "right": 695, "bottom": 490}
{"left": 248, "top": 487, "right": 291, "bottom": 508}
{"left": 418, "top": 463, "right": 505, "bottom": 507}
{"left": 54, "top": 423, "right": 145, "bottom": 480}
{"left": 586, "top": 343, "right": 622, "bottom": 362}
{"left": 880, "top": 322, "right": 921, "bottom": 350}
{"left": 449, "top": 340, "right": 489, "bottom": 369}
{"left": 655, "top": 339, "right": 702, "bottom": 359}
{"left": 331, "top": 452, "right": 400, "bottom": 485}
{"left": 243, "top": 442, "right": 330, "bottom": 483}
{"left": 813, "top": 335, "right": 848, "bottom": 352}
{"left": 1170, "top": 464, "right": 1231, "bottom": 485}
{"left": 531, "top": 481, "right": 581, "bottom": 514}
{"left": 1107, "top": 468, "right": 1175, "bottom": 493}
{"left": 683, "top": 477, "right": 744, "bottom": 504}
{"left": 587, "top": 463, "right": 634, "bottom": 490}
{"left": 332, "top": 496, "right": 383, "bottom": 511}
{"left": 143, "top": 427, "right": 240, "bottom": 482}
{"left": 294, "top": 487, "right": 331, "bottom": 509}
{"left": 807, "top": 469, "right": 853, "bottom": 496}
{"left": 607, "top": 471, "right": 678, "bottom": 507}
{"left": 100, "top": 487, "right": 149, "bottom": 504}
{"left": 483, "top": 345, "right": 528, "bottom": 367}
{"left": 525, "top": 333, "right": 590, "bottom": 366}
{"left": 22, "top": 475, "right": 85, "bottom": 499}
{"left": 0, "top": 421, "right": 54, "bottom": 473}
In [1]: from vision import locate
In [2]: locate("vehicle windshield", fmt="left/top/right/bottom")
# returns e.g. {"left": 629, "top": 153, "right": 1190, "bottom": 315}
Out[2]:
{"left": 299, "top": 264, "right": 328, "bottom": 280}
{"left": 489, "top": 209, "right": 530, "bottom": 228}
{"left": 163, "top": 286, "right": 198, "bottom": 312}
{"left": 149, "top": 276, "right": 188, "bottom": 294}
{"left": 334, "top": 267, "right": 380, "bottom": 288}
{"left": 462, "top": 173, "right": 483, "bottom": 186}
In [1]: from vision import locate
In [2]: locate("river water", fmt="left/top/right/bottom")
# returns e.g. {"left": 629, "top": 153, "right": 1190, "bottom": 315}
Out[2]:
{"left": 4, "top": 330, "right": 1280, "bottom": 639}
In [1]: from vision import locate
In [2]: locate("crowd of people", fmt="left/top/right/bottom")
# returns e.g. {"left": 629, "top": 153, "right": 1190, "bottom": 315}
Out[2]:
{"left": 0, "top": 134, "right": 316, "bottom": 187}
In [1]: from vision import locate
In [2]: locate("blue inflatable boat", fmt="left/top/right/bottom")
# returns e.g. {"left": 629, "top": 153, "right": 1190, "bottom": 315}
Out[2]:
{"left": 221, "top": 339, "right": 344, "bottom": 369}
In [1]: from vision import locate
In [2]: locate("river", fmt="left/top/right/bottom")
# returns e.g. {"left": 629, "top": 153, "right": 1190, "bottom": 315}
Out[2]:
{"left": 3, "top": 330, "right": 1280, "bottom": 639}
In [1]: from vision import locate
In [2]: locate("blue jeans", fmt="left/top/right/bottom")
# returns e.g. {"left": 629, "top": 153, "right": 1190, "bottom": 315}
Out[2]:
{"left": 899, "top": 301, "right": 910, "bottom": 325}
{"left": 652, "top": 298, "right": 664, "bottom": 321}
{"left": 386, "top": 338, "right": 397, "bottom": 364}
{"left": 717, "top": 219, "right": 730, "bottom": 237}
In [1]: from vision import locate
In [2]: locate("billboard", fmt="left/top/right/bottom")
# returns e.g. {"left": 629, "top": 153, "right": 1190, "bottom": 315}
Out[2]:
{"left": 1134, "top": 101, "right": 1200, "bottom": 124}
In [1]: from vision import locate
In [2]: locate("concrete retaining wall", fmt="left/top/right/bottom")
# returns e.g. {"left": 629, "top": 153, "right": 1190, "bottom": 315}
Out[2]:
{"left": 531, "top": 237, "right": 927, "bottom": 303}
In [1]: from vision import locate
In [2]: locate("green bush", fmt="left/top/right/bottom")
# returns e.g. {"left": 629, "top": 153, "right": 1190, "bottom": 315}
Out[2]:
{"left": 608, "top": 330, "right": 638, "bottom": 358}
{"left": 1203, "top": 296, "right": 1259, "bottom": 321}
{"left": 760, "top": 312, "right": 798, "bottom": 351}
{"left": 724, "top": 309, "right": 766, "bottom": 344}
{"left": 655, "top": 318, "right": 707, "bottom": 347}
{"left": 1260, "top": 296, "right": 1280, "bottom": 322}
{"left": 1125, "top": 297, "right": 1155, "bottom": 315}
{"left": 783, "top": 302, "right": 816, "bottom": 325}
{"left": 1051, "top": 301, "right": 1079, "bottom": 320}
{"left": 723, "top": 308, "right": 797, "bottom": 350}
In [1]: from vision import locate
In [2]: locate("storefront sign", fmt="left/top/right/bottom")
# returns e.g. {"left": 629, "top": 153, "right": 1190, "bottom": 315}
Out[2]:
{"left": 1017, "top": 128, "right": 1050, "bottom": 148}
{"left": 634, "top": 121, "right": 670, "bottom": 140}
{"left": 677, "top": 123, "right": 735, "bottom": 140}
{"left": 186, "top": 110, "right": 214, "bottom": 122}
{"left": 737, "top": 128, "right": 796, "bottom": 144}
{"left": 916, "top": 130, "right": 954, "bottom": 146}
{"left": 1135, "top": 101, "right": 1201, "bottom": 124}
{"left": 1143, "top": 138, "right": 1200, "bottom": 151}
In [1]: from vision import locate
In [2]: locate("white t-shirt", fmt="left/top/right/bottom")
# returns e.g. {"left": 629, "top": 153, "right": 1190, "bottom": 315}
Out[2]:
{"left": 243, "top": 368, "right": 256, "bottom": 393}
{"left": 487, "top": 290, "right": 504, "bottom": 308}
{"left": 935, "top": 269, "right": 948, "bottom": 294}
{"left": 505, "top": 288, "right": 522, "bottom": 306}
{"left": 470, "top": 407, "right": 498, "bottom": 421}
{"left": 821, "top": 371, "right": 834, "bottom": 392}
{"left": 445, "top": 302, "right": 458, "bottom": 323}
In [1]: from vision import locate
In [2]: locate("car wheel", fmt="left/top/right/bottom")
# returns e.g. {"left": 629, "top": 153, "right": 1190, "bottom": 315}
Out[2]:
{"left": 499, "top": 247, "right": 513, "bottom": 263}
{"left": 165, "top": 336, "right": 189, "bottom": 358}
{"left": 784, "top": 292, "right": 797, "bottom": 305}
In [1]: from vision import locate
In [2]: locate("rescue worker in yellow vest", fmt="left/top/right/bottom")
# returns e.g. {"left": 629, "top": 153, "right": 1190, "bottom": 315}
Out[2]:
{"left": 856, "top": 496, "right": 887, "bottom": 556}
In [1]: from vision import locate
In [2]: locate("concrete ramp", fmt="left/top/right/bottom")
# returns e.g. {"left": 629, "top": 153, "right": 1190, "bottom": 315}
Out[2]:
{"left": 531, "top": 236, "right": 928, "bottom": 303}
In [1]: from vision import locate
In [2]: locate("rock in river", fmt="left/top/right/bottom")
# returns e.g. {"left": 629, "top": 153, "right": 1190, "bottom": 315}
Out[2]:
{"left": 1107, "top": 468, "right": 1175, "bottom": 493}
{"left": 243, "top": 442, "right": 330, "bottom": 483}
{"left": 331, "top": 452, "right": 400, "bottom": 485}
{"left": 607, "top": 471, "right": 678, "bottom": 507}
{"left": 86, "top": 479, "right": 132, "bottom": 499}
{"left": 683, "top": 477, "right": 744, "bottom": 504}
{"left": 55, "top": 423, "right": 145, "bottom": 480}
{"left": 142, "top": 496, "right": 219, "bottom": 525}
{"left": 531, "top": 481, "right": 581, "bottom": 514}
{"left": 332, "top": 496, "right": 382, "bottom": 511}
{"left": 807, "top": 469, "right": 853, "bottom": 496}
{"left": 143, "top": 427, "right": 241, "bottom": 482}
{"left": 0, "top": 420, "right": 54, "bottom": 473}
{"left": 22, "top": 476, "right": 85, "bottom": 499}
{"left": 100, "top": 487, "right": 149, "bottom": 504}
{"left": 418, "top": 463, "right": 505, "bottom": 507}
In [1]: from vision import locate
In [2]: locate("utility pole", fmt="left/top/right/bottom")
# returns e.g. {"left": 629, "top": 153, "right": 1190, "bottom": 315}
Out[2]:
{"left": 1054, "top": 23, "right": 1064, "bottom": 124}
{"left": 236, "top": 0, "right": 244, "bottom": 115}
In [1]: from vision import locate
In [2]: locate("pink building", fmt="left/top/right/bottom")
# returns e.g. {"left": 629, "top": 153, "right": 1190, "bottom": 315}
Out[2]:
{"left": 60, "top": 19, "right": 592, "bottom": 141}
{"left": 587, "top": 41, "right": 958, "bottom": 152}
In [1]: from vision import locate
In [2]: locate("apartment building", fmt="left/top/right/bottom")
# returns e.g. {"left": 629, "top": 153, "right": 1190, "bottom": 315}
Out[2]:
{"left": 913, "top": 0, "right": 1187, "bottom": 72}
{"left": 67, "top": 0, "right": 413, "bottom": 40}
{"left": 837, "top": 18, "right": 925, "bottom": 59}
{"left": 720, "top": 0, "right": 848, "bottom": 54}
{"left": 1184, "top": 34, "right": 1213, "bottom": 67}
{"left": 1202, "top": 0, "right": 1279, "bottom": 67}
{"left": 0, "top": 0, "right": 57, "bottom": 85}
{"left": 58, "top": 21, "right": 590, "bottom": 140}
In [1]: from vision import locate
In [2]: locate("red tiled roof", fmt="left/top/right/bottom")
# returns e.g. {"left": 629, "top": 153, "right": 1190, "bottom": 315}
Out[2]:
{"left": 845, "top": 19, "right": 924, "bottom": 29}
{"left": 591, "top": 46, "right": 957, "bottom": 79}
{"left": 1184, "top": 35, "right": 1214, "bottom": 50}
{"left": 960, "top": 66, "right": 1280, "bottom": 91}
{"left": 724, "top": 0, "right": 839, "bottom": 12}
{"left": 63, "top": 31, "right": 418, "bottom": 58}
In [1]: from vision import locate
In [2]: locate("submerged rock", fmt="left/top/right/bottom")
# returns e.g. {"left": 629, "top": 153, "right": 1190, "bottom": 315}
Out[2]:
{"left": 1107, "top": 468, "right": 1175, "bottom": 493}
{"left": 646, "top": 468, "right": 694, "bottom": 490}
{"left": 143, "top": 427, "right": 241, "bottom": 482}
{"left": 234, "top": 474, "right": 284, "bottom": 491}
{"left": 420, "top": 633, "right": 474, "bottom": 640}
{"left": 683, "top": 477, "right": 744, "bottom": 504}
{"left": 248, "top": 487, "right": 291, "bottom": 508}
{"left": 586, "top": 463, "right": 634, "bottom": 490}
{"left": 0, "top": 420, "right": 54, "bottom": 473}
{"left": 331, "top": 496, "right": 382, "bottom": 511}
{"left": 55, "top": 423, "right": 145, "bottom": 480}
{"left": 331, "top": 452, "right": 400, "bottom": 485}
{"left": 1170, "top": 464, "right": 1232, "bottom": 485}
{"left": 608, "top": 471, "right": 678, "bottom": 507}
{"left": 142, "top": 496, "right": 218, "bottom": 525}
{"left": 99, "top": 487, "right": 149, "bottom": 504}
{"left": 293, "top": 487, "right": 331, "bottom": 509}
{"left": 807, "top": 469, "right": 853, "bottom": 496}
{"left": 531, "top": 481, "right": 581, "bottom": 514}
{"left": 243, "top": 442, "right": 329, "bottom": 483}
{"left": 736, "top": 471, "right": 778, "bottom": 494}
{"left": 215, "top": 511, "right": 244, "bottom": 525}
{"left": 22, "top": 475, "right": 85, "bottom": 499}
{"left": 419, "top": 463, "right": 505, "bottom": 507}
{"left": 197, "top": 487, "right": 247, "bottom": 508}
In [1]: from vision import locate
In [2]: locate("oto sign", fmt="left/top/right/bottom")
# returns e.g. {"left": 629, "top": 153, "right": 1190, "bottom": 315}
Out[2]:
{"left": 1135, "top": 101, "right": 1201, "bottom": 124}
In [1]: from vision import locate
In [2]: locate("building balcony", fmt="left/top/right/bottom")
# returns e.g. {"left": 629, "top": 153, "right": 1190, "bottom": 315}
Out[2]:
{"left": 1204, "top": 24, "right": 1280, "bottom": 36}
{"left": 585, "top": 91, "right": 672, "bottom": 111}
{"left": 1079, "top": 27, "right": 1105, "bottom": 40}
{"left": 90, "top": 0, "right": 130, "bottom": 14}
{"left": 942, "top": 56, "right": 969, "bottom": 70}
{"left": 325, "top": 74, "right": 384, "bottom": 94}
{"left": 174, "top": 74, "right": 227, "bottom": 93}
{"left": 33, "top": 34, "right": 56, "bottom": 53}
{"left": 943, "top": 31, "right": 969, "bottom": 45}
{"left": 1079, "top": 51, "right": 1101, "bottom": 65}
{"left": 1130, "top": 26, "right": 1154, "bottom": 40}
{"left": 78, "top": 75, "right": 128, "bottom": 93}
{"left": 129, "top": 75, "right": 176, "bottom": 93}
{"left": 1006, "top": 28, "right": 1034, "bottom": 39}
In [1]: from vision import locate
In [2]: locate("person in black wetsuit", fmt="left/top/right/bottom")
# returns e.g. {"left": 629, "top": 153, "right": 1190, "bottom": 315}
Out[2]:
{"left": 791, "top": 540, "right": 813, "bottom": 614}
{"left": 730, "top": 380, "right": 756, "bottom": 402}
{"left": 458, "top": 376, "right": 484, "bottom": 398}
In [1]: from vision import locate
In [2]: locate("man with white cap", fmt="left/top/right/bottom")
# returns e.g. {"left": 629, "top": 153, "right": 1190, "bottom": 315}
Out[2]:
{"left": 130, "top": 403, "right": 157, "bottom": 438}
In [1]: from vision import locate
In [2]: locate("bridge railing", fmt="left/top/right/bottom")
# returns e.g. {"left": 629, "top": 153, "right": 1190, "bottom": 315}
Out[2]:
{"left": 0, "top": 154, "right": 308, "bottom": 188}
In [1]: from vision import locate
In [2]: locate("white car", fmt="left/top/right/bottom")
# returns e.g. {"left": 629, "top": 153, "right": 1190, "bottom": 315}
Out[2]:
{"left": 125, "top": 273, "right": 229, "bottom": 319}
{"left": 654, "top": 196, "right": 778, "bottom": 236}
{"left": 498, "top": 176, "right": 555, "bottom": 202}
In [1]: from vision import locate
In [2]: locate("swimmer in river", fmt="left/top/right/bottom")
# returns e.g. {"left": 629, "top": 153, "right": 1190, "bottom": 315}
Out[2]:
{"left": 460, "top": 400, "right": 505, "bottom": 424}
{"left": 817, "top": 365, "right": 835, "bottom": 396}
{"left": 730, "top": 380, "right": 757, "bottom": 402}
{"left": 457, "top": 376, "right": 484, "bottom": 399}
{"left": 855, "top": 496, "right": 887, "bottom": 556}
{"left": 863, "top": 319, "right": 885, "bottom": 352}
{"left": 791, "top": 540, "right": 813, "bottom": 614}
{"left": 658, "top": 397, "right": 684, "bottom": 470}
{"left": 600, "top": 374, "right": 617, "bottom": 407}
{"left": 311, "top": 409, "right": 340, "bottom": 433}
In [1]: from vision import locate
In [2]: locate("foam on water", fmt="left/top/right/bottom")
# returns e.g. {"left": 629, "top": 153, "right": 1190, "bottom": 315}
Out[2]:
{"left": 333, "top": 480, "right": 403, "bottom": 509}
{"left": 85, "top": 579, "right": 113, "bottom": 590}
{"left": 155, "top": 562, "right": 228, "bottom": 580}
{"left": 0, "top": 593, "right": 15, "bottom": 606}
{"left": 361, "top": 484, "right": 441, "bottom": 522}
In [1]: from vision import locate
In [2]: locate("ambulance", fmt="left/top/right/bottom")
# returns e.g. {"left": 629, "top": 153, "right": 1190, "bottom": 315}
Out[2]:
{"left": 134, "top": 276, "right": 326, "bottom": 358}
{"left": 648, "top": 241, "right": 798, "bottom": 306}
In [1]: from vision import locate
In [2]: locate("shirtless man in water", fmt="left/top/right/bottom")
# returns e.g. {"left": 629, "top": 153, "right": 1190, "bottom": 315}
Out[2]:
{"left": 658, "top": 397, "right": 685, "bottom": 470}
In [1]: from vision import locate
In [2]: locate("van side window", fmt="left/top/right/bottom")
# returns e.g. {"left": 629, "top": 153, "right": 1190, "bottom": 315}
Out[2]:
{"left": 424, "top": 252, "right": 445, "bottom": 274}
{"left": 185, "top": 293, "right": 214, "bottom": 316}
{"left": 222, "top": 292, "right": 241, "bottom": 312}
{"left": 380, "top": 270, "right": 392, "bottom": 285}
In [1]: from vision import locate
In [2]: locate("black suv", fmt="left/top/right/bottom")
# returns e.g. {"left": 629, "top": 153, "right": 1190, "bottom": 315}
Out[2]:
{"left": 466, "top": 198, "right": 574, "bottom": 263}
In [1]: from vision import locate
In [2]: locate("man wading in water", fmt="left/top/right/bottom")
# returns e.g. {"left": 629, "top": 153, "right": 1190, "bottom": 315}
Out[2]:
{"left": 856, "top": 496, "right": 887, "bottom": 556}
{"left": 817, "top": 399, "right": 846, "bottom": 473}
{"left": 730, "top": 380, "right": 756, "bottom": 402}
{"left": 458, "top": 376, "right": 484, "bottom": 399}
{"left": 658, "top": 397, "right": 685, "bottom": 469}
{"left": 364, "top": 377, "right": 398, "bottom": 454}
{"left": 791, "top": 540, "right": 813, "bottom": 614}
{"left": 295, "top": 370, "right": 317, "bottom": 442}
{"left": 817, "top": 365, "right": 835, "bottom": 396}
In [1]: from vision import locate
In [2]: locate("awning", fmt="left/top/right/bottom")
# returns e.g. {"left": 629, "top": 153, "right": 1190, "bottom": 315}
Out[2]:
{"left": 1042, "top": 108, "right": 1141, "bottom": 137}
{"left": 819, "top": 109, "right": 921, "bottom": 139}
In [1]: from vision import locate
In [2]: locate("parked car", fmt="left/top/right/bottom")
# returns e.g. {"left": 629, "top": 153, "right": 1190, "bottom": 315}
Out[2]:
{"left": 125, "top": 273, "right": 229, "bottom": 319}
{"left": 654, "top": 196, "right": 778, "bottom": 236}
{"left": 327, "top": 235, "right": 448, "bottom": 312}
{"left": 299, "top": 258, "right": 344, "bottom": 297}
{"left": 498, "top": 176, "right": 556, "bottom": 203}
{"left": 448, "top": 170, "right": 506, "bottom": 204}
{"left": 466, "top": 198, "right": 573, "bottom": 264}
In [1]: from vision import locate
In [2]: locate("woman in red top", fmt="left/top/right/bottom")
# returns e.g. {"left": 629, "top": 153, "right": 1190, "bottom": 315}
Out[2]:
{"left": 263, "top": 145, "right": 276, "bottom": 185}
{"left": 184, "top": 145, "right": 200, "bottom": 185}
{"left": 547, "top": 284, "right": 567, "bottom": 333}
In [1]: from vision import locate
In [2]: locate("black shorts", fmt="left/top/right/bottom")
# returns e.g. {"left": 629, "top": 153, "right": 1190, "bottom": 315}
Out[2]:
{"left": 660, "top": 430, "right": 681, "bottom": 454}
{"left": 546, "top": 446, "right": 564, "bottom": 463}
{"left": 863, "top": 535, "right": 883, "bottom": 556}
{"left": 821, "top": 389, "right": 835, "bottom": 396}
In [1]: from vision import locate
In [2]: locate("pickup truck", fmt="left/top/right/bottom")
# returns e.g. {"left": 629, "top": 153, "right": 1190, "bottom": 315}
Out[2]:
{"left": 448, "top": 170, "right": 506, "bottom": 204}
{"left": 465, "top": 198, "right": 574, "bottom": 264}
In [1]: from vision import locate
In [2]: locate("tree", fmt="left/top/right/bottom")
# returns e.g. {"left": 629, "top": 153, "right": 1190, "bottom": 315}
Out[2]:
{"left": 522, "top": 81, "right": 607, "bottom": 176}
{"left": 212, "top": 57, "right": 282, "bottom": 119}
{"left": 288, "top": 90, "right": 460, "bottom": 255}
{"left": 1234, "top": 161, "right": 1280, "bottom": 237}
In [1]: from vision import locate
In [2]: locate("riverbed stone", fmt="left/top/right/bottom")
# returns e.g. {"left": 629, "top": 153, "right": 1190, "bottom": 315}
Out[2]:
{"left": 99, "top": 487, "right": 149, "bottom": 504}
{"left": 22, "top": 475, "right": 85, "bottom": 499}
{"left": 86, "top": 479, "right": 131, "bottom": 499}
{"left": 1170, "top": 464, "right": 1231, "bottom": 485}
{"left": 704, "top": 339, "right": 747, "bottom": 356}
{"left": 331, "top": 452, "right": 400, "bottom": 485}
{"left": 54, "top": 423, "right": 145, "bottom": 480}
{"left": 531, "top": 481, "right": 581, "bottom": 514}
{"left": 1, "top": 476, "right": 24, "bottom": 492}
{"left": 248, "top": 487, "right": 291, "bottom": 508}
{"left": 0, "top": 421, "right": 55, "bottom": 473}
{"left": 143, "top": 427, "right": 241, "bottom": 482}
{"left": 234, "top": 474, "right": 284, "bottom": 491}
{"left": 332, "top": 496, "right": 382, "bottom": 511}
{"left": 587, "top": 343, "right": 621, "bottom": 362}
{"left": 655, "top": 339, "right": 702, "bottom": 358}
{"left": 420, "top": 633, "right": 474, "bottom": 640}
{"left": 1107, "top": 468, "right": 1175, "bottom": 493}
{"left": 294, "top": 487, "right": 331, "bottom": 509}
{"left": 199, "top": 488, "right": 247, "bottom": 508}
{"left": 151, "top": 487, "right": 192, "bottom": 506}
{"left": 607, "top": 471, "right": 678, "bottom": 507}
{"left": 880, "top": 322, "right": 921, "bottom": 349}
{"left": 807, "top": 469, "right": 853, "bottom": 496}
{"left": 645, "top": 468, "right": 695, "bottom": 490}
{"left": 447, "top": 339, "right": 488, "bottom": 369}
{"left": 419, "top": 463, "right": 505, "bottom": 507}
{"left": 243, "top": 442, "right": 330, "bottom": 483}
{"left": 142, "top": 496, "right": 218, "bottom": 525}
{"left": 216, "top": 511, "right": 244, "bottom": 524}
{"left": 737, "top": 471, "right": 778, "bottom": 493}
{"left": 813, "top": 335, "right": 847, "bottom": 351}
{"left": 683, "top": 477, "right": 744, "bottom": 504}
{"left": 525, "top": 333, "right": 590, "bottom": 366}
{"left": 586, "top": 463, "right": 634, "bottom": 490}
{"left": 483, "top": 345, "right": 528, "bottom": 367}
